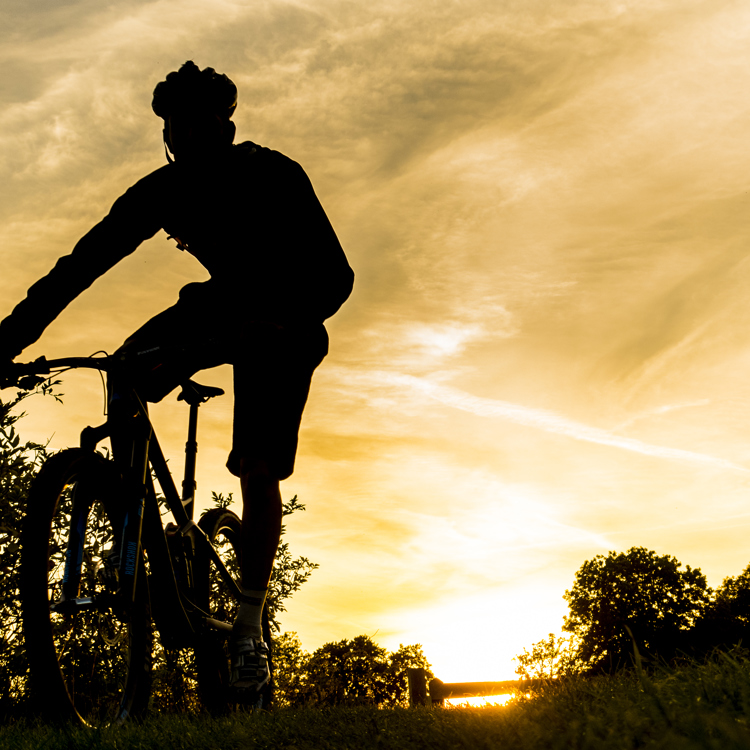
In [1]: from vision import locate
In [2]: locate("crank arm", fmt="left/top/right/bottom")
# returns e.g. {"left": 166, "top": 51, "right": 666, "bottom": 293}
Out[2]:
{"left": 50, "top": 596, "right": 95, "bottom": 614}
{"left": 50, "top": 592, "right": 119, "bottom": 615}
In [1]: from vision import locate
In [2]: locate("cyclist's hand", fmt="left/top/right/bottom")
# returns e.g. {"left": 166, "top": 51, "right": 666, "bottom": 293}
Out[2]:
{"left": 0, "top": 359, "right": 48, "bottom": 391}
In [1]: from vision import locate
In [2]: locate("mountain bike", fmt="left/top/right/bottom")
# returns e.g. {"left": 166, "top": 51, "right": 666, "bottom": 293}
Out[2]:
{"left": 5, "top": 353, "right": 272, "bottom": 726}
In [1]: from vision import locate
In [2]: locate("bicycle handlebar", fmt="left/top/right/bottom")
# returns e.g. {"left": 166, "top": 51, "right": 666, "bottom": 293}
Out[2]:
{"left": 1, "top": 355, "right": 112, "bottom": 391}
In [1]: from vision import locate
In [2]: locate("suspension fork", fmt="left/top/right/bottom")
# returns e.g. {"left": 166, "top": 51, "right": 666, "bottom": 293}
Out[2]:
{"left": 56, "top": 419, "right": 115, "bottom": 607}
{"left": 108, "top": 389, "right": 153, "bottom": 610}
{"left": 59, "top": 477, "right": 96, "bottom": 602}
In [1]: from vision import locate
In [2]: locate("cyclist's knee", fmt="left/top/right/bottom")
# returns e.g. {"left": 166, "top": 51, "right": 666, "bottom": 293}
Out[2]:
{"left": 239, "top": 456, "right": 276, "bottom": 484}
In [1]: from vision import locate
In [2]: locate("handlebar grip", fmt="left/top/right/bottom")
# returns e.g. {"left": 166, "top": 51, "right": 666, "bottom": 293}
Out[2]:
{"left": 0, "top": 357, "right": 51, "bottom": 390}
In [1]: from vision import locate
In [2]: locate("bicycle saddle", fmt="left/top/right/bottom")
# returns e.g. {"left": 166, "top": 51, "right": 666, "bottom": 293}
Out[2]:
{"left": 177, "top": 379, "right": 225, "bottom": 405}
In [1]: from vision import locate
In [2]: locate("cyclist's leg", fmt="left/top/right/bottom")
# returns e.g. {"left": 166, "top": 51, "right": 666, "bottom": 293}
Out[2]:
{"left": 109, "top": 283, "right": 227, "bottom": 399}
{"left": 229, "top": 323, "right": 328, "bottom": 587}
{"left": 107, "top": 282, "right": 228, "bottom": 460}
{"left": 237, "top": 456, "right": 282, "bottom": 596}
{"left": 227, "top": 323, "right": 328, "bottom": 694}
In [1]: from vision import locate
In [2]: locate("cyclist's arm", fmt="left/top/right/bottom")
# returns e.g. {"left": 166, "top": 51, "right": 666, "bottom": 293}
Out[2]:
{"left": 0, "top": 173, "right": 165, "bottom": 360}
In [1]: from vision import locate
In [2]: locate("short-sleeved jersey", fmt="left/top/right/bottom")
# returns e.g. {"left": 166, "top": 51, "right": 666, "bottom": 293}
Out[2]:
{"left": 0, "top": 141, "right": 354, "bottom": 359}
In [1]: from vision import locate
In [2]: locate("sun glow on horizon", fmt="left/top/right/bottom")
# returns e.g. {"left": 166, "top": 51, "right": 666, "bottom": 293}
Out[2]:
{"left": 446, "top": 694, "right": 515, "bottom": 708}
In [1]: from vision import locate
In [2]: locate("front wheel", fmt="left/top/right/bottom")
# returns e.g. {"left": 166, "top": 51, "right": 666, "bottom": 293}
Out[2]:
{"left": 20, "top": 449, "right": 153, "bottom": 726}
{"left": 195, "top": 507, "right": 273, "bottom": 713}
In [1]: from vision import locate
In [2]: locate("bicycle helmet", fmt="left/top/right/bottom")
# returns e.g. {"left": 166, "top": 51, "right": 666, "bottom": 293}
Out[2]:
{"left": 152, "top": 61, "right": 237, "bottom": 120}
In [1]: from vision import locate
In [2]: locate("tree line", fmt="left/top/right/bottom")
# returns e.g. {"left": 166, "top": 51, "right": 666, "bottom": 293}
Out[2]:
{"left": 516, "top": 545, "right": 750, "bottom": 679}
{"left": 272, "top": 632, "right": 431, "bottom": 708}
{"left": 0, "top": 391, "right": 430, "bottom": 719}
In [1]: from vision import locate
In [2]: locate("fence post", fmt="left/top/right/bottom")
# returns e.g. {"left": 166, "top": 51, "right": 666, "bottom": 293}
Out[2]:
{"left": 407, "top": 667, "right": 430, "bottom": 707}
{"left": 429, "top": 678, "right": 445, "bottom": 706}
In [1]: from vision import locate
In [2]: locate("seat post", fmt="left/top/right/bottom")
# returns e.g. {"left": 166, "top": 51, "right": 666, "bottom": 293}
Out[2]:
{"left": 182, "top": 401, "right": 199, "bottom": 520}
{"left": 177, "top": 379, "right": 225, "bottom": 521}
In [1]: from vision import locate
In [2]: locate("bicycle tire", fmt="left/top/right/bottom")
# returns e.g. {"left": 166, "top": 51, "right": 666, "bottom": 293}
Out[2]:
{"left": 21, "top": 448, "right": 153, "bottom": 726}
{"left": 195, "top": 507, "right": 273, "bottom": 713}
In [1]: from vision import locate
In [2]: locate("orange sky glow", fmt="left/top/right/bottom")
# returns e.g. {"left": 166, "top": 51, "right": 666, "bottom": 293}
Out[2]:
{"left": 3, "top": 0, "right": 750, "bottom": 682}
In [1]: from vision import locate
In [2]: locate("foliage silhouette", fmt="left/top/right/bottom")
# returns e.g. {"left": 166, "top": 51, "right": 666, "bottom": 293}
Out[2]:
{"left": 0, "top": 390, "right": 52, "bottom": 719}
{"left": 201, "top": 492, "right": 318, "bottom": 635}
{"left": 515, "top": 549, "right": 750, "bottom": 678}
{"left": 690, "top": 563, "right": 750, "bottom": 656}
{"left": 271, "top": 631, "right": 311, "bottom": 707}
{"left": 563, "top": 547, "right": 711, "bottom": 672}
{"left": 271, "top": 633, "right": 433, "bottom": 708}
{"left": 515, "top": 632, "right": 583, "bottom": 680}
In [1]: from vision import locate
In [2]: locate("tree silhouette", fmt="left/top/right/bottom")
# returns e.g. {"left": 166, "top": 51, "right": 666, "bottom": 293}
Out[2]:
{"left": 274, "top": 634, "right": 433, "bottom": 708}
{"left": 713, "top": 566, "right": 750, "bottom": 626}
{"left": 563, "top": 546, "right": 710, "bottom": 672}
{"left": 302, "top": 635, "right": 391, "bottom": 707}
{"left": 691, "top": 563, "right": 750, "bottom": 655}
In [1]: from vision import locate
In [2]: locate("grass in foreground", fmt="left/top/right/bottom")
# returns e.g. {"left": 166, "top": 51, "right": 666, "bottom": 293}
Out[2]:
{"left": 3, "top": 651, "right": 750, "bottom": 749}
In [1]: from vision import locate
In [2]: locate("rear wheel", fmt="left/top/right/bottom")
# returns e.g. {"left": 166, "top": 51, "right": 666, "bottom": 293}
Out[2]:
{"left": 195, "top": 507, "right": 273, "bottom": 713}
{"left": 21, "top": 449, "right": 153, "bottom": 726}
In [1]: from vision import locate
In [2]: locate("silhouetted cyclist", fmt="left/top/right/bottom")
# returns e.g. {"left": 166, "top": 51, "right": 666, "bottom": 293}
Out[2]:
{"left": 0, "top": 61, "right": 354, "bottom": 701}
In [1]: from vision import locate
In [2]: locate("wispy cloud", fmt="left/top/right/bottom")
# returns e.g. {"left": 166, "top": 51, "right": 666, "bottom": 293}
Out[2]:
{"left": 376, "top": 372, "right": 748, "bottom": 472}
{"left": 613, "top": 399, "right": 711, "bottom": 431}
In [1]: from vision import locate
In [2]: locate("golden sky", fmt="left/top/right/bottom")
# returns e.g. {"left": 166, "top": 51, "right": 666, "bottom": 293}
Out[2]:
{"left": 3, "top": 0, "right": 750, "bottom": 681}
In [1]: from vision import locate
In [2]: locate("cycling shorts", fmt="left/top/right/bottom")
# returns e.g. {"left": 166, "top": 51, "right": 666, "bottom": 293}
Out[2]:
{"left": 112, "top": 281, "right": 328, "bottom": 480}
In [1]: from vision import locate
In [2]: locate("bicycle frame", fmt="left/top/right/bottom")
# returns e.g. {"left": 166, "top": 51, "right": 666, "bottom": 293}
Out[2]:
{"left": 16, "top": 355, "right": 241, "bottom": 648}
